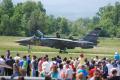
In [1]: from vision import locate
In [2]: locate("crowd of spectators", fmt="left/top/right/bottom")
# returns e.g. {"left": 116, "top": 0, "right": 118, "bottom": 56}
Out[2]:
{"left": 0, "top": 50, "right": 120, "bottom": 80}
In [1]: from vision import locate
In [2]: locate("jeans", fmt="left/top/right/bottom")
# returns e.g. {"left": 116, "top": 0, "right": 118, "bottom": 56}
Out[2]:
{"left": 32, "top": 69, "right": 36, "bottom": 77}
{"left": 11, "top": 72, "right": 19, "bottom": 79}
{"left": 0, "top": 68, "right": 4, "bottom": 76}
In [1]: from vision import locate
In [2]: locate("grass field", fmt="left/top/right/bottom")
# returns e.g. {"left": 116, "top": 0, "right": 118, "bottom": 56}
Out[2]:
{"left": 0, "top": 36, "right": 120, "bottom": 59}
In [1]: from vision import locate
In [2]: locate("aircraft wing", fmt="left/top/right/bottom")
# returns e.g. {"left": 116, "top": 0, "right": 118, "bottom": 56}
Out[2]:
{"left": 16, "top": 36, "right": 39, "bottom": 45}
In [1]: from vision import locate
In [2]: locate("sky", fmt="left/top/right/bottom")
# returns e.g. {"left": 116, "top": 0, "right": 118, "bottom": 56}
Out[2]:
{"left": 12, "top": 0, "right": 120, "bottom": 20}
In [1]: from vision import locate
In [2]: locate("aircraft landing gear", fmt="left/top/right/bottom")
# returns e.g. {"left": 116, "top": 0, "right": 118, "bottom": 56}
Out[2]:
{"left": 59, "top": 50, "right": 62, "bottom": 53}
{"left": 59, "top": 48, "right": 68, "bottom": 53}
{"left": 28, "top": 44, "right": 31, "bottom": 53}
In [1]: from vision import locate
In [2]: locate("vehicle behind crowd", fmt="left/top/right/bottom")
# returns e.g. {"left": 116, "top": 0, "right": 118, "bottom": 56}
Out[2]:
{"left": 0, "top": 50, "right": 120, "bottom": 80}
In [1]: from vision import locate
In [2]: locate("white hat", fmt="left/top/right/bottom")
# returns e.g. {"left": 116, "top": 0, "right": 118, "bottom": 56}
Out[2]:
{"left": 115, "top": 52, "right": 118, "bottom": 54}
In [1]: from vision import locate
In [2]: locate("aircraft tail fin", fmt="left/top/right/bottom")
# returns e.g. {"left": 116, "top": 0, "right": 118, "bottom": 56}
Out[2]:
{"left": 36, "top": 30, "right": 44, "bottom": 38}
{"left": 82, "top": 28, "right": 101, "bottom": 44}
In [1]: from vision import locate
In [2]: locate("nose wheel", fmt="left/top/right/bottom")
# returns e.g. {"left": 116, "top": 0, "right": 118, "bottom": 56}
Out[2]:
{"left": 28, "top": 44, "right": 31, "bottom": 53}
{"left": 59, "top": 48, "right": 68, "bottom": 53}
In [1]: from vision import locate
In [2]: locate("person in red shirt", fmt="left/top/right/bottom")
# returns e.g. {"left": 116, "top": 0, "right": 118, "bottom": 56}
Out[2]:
{"left": 38, "top": 57, "right": 44, "bottom": 76}
{"left": 89, "top": 64, "right": 99, "bottom": 78}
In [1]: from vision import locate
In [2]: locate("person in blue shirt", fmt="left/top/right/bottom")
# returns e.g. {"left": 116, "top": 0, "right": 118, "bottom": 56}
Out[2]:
{"left": 27, "top": 55, "right": 31, "bottom": 76}
{"left": 50, "top": 65, "right": 59, "bottom": 79}
{"left": 77, "top": 65, "right": 88, "bottom": 79}
{"left": 19, "top": 59, "right": 23, "bottom": 68}
{"left": 114, "top": 52, "right": 120, "bottom": 61}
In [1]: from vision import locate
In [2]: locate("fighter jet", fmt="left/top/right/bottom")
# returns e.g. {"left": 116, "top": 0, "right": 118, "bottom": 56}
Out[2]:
{"left": 16, "top": 28, "right": 101, "bottom": 53}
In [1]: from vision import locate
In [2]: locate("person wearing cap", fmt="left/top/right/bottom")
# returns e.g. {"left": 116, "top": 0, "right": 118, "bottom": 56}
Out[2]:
{"left": 114, "top": 52, "right": 120, "bottom": 61}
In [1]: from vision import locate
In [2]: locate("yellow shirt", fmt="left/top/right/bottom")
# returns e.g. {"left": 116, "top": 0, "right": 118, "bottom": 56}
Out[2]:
{"left": 79, "top": 58, "right": 85, "bottom": 66}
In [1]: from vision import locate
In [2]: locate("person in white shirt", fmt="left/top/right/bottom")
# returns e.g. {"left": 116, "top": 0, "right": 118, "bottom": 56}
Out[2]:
{"left": 0, "top": 55, "right": 5, "bottom": 76}
{"left": 106, "top": 59, "right": 113, "bottom": 76}
{"left": 14, "top": 53, "right": 21, "bottom": 61}
{"left": 42, "top": 58, "right": 50, "bottom": 74}
{"left": 65, "top": 64, "right": 73, "bottom": 80}
{"left": 73, "top": 58, "right": 79, "bottom": 68}
{"left": 117, "top": 61, "right": 120, "bottom": 76}
{"left": 49, "top": 58, "right": 57, "bottom": 70}
{"left": 58, "top": 64, "right": 66, "bottom": 79}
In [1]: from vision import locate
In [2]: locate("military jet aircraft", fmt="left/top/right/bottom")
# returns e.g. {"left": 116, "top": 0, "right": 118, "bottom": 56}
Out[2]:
{"left": 16, "top": 28, "right": 101, "bottom": 53}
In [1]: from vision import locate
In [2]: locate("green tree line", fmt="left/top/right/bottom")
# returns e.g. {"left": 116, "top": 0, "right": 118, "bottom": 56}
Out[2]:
{"left": 0, "top": 0, "right": 120, "bottom": 37}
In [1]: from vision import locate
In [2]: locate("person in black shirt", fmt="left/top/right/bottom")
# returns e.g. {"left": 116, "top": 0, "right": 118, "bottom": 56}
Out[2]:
{"left": 6, "top": 56, "right": 15, "bottom": 76}
{"left": 102, "top": 61, "right": 108, "bottom": 79}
